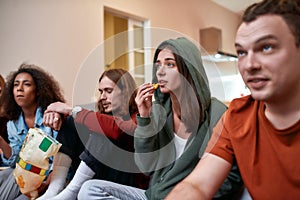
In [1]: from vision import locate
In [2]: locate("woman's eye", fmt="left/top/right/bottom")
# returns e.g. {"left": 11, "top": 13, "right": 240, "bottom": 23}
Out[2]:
{"left": 166, "top": 62, "right": 175, "bottom": 68}
{"left": 155, "top": 63, "right": 162, "bottom": 68}
{"left": 154, "top": 61, "right": 176, "bottom": 69}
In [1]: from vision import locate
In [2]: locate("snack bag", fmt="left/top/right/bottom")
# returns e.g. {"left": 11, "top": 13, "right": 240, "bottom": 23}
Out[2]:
{"left": 13, "top": 128, "right": 61, "bottom": 199}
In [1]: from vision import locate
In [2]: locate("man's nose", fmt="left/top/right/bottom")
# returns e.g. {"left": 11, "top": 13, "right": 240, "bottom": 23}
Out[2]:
{"left": 244, "top": 52, "right": 261, "bottom": 71}
{"left": 100, "top": 92, "right": 107, "bottom": 100}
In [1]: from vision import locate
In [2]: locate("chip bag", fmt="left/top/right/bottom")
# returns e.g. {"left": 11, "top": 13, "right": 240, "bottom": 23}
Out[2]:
{"left": 13, "top": 128, "right": 62, "bottom": 199}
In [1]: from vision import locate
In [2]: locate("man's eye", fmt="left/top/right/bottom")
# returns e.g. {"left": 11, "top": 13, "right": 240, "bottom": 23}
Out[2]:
{"left": 236, "top": 50, "right": 246, "bottom": 57}
{"left": 262, "top": 45, "right": 273, "bottom": 52}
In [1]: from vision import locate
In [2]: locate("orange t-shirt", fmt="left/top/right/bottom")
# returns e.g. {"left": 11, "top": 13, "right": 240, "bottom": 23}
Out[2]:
{"left": 207, "top": 95, "right": 300, "bottom": 199}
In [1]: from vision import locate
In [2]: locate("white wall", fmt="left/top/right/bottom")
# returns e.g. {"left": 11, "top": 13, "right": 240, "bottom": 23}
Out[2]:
{"left": 0, "top": 0, "right": 241, "bottom": 104}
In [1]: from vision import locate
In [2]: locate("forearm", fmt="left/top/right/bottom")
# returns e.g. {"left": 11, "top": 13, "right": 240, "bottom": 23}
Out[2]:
{"left": 0, "top": 135, "right": 12, "bottom": 159}
{"left": 75, "top": 110, "right": 135, "bottom": 140}
{"left": 134, "top": 117, "right": 160, "bottom": 173}
{"left": 134, "top": 115, "right": 158, "bottom": 153}
{"left": 166, "top": 181, "right": 208, "bottom": 200}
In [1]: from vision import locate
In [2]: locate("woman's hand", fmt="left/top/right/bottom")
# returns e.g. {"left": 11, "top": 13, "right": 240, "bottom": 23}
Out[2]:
{"left": 43, "top": 102, "right": 72, "bottom": 130}
{"left": 135, "top": 83, "right": 155, "bottom": 117}
{"left": 43, "top": 111, "right": 63, "bottom": 131}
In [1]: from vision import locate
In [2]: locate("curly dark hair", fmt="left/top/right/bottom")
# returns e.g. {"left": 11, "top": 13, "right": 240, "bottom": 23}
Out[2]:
{"left": 0, "top": 63, "right": 65, "bottom": 120}
{"left": 242, "top": 0, "right": 300, "bottom": 47}
{"left": 97, "top": 68, "right": 138, "bottom": 116}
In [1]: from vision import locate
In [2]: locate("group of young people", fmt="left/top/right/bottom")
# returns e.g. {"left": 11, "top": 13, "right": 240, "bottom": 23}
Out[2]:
{"left": 0, "top": 0, "right": 299, "bottom": 199}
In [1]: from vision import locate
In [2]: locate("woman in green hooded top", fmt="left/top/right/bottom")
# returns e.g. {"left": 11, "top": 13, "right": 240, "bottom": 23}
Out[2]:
{"left": 77, "top": 37, "right": 243, "bottom": 200}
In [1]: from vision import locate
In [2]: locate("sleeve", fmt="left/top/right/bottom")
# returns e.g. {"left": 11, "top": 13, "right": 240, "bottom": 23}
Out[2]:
{"left": 205, "top": 114, "right": 234, "bottom": 164}
{"left": 134, "top": 115, "right": 156, "bottom": 153}
{"left": 74, "top": 109, "right": 137, "bottom": 140}
{"left": 134, "top": 110, "right": 167, "bottom": 174}
{"left": 1, "top": 121, "right": 21, "bottom": 167}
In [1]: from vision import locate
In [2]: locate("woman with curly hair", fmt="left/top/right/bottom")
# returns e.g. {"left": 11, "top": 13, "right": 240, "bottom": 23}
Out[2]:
{"left": 0, "top": 63, "right": 65, "bottom": 200}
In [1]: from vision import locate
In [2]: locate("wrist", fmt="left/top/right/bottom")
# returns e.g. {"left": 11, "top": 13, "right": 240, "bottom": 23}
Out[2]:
{"left": 139, "top": 113, "right": 149, "bottom": 118}
{"left": 70, "top": 106, "right": 83, "bottom": 119}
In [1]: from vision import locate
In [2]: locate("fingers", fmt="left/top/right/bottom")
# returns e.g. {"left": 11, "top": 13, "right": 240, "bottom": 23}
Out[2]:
{"left": 136, "top": 83, "right": 155, "bottom": 102}
{"left": 53, "top": 116, "right": 59, "bottom": 122}
{"left": 53, "top": 113, "right": 62, "bottom": 130}
{"left": 43, "top": 112, "right": 62, "bottom": 131}
{"left": 135, "top": 83, "right": 154, "bottom": 117}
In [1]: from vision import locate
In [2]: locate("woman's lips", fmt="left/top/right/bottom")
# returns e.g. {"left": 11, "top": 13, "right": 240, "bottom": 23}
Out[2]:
{"left": 158, "top": 80, "right": 167, "bottom": 87}
{"left": 15, "top": 95, "right": 24, "bottom": 99}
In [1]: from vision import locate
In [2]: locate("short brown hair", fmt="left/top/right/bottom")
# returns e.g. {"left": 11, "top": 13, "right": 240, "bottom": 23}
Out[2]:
{"left": 242, "top": 0, "right": 300, "bottom": 47}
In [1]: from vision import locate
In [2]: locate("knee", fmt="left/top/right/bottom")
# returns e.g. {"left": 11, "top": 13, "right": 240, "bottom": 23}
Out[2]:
{"left": 77, "top": 180, "right": 94, "bottom": 200}
{"left": 77, "top": 179, "right": 99, "bottom": 200}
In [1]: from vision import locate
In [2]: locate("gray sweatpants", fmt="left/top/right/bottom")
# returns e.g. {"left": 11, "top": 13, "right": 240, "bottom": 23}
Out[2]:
{"left": 0, "top": 167, "right": 28, "bottom": 200}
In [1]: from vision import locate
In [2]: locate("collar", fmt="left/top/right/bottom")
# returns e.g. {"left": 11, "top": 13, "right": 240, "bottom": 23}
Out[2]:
{"left": 15, "top": 107, "right": 43, "bottom": 135}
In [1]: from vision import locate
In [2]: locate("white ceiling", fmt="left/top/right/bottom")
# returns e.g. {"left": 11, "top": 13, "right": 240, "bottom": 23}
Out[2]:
{"left": 211, "top": 0, "right": 260, "bottom": 14}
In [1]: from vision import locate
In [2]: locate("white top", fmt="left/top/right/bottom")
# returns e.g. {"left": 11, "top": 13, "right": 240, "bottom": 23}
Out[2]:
{"left": 173, "top": 133, "right": 188, "bottom": 160}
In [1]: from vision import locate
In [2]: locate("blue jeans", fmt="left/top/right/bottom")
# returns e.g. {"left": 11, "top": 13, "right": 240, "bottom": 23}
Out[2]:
{"left": 77, "top": 180, "right": 147, "bottom": 200}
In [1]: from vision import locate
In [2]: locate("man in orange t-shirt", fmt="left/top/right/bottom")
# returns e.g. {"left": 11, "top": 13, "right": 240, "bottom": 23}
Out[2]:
{"left": 166, "top": 0, "right": 300, "bottom": 199}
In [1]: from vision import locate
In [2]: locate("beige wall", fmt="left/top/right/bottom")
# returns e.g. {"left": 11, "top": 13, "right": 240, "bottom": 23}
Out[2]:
{"left": 0, "top": 0, "right": 240, "bottom": 104}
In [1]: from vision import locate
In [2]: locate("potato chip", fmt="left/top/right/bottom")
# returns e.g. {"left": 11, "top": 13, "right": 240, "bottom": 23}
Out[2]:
{"left": 152, "top": 83, "right": 159, "bottom": 90}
